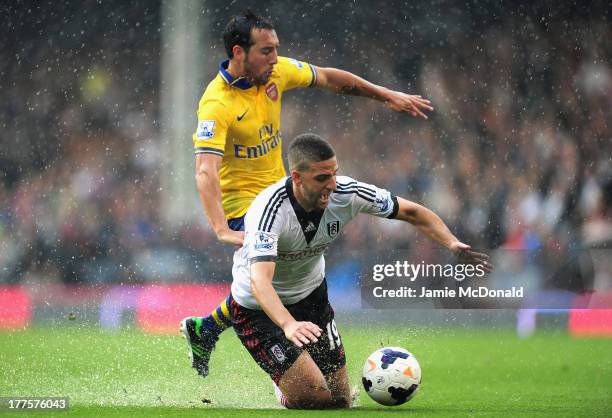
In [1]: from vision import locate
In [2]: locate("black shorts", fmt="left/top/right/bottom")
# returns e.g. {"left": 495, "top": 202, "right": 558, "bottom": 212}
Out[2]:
{"left": 230, "top": 279, "right": 346, "bottom": 384}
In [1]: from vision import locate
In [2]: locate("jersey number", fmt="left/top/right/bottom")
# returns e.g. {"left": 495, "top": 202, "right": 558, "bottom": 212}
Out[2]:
{"left": 326, "top": 319, "right": 342, "bottom": 350}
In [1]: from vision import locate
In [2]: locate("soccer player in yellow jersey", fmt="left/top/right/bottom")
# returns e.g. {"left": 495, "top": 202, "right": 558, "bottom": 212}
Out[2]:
{"left": 181, "top": 10, "right": 433, "bottom": 378}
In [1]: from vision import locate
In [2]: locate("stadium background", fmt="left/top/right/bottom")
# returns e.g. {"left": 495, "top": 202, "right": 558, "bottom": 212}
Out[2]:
{"left": 0, "top": 0, "right": 611, "bottom": 414}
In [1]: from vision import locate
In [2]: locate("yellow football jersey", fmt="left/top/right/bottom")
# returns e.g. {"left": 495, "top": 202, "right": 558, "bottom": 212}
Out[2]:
{"left": 193, "top": 56, "right": 317, "bottom": 220}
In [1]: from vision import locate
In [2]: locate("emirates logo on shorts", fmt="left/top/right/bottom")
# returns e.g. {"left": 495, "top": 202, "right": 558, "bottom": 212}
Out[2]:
{"left": 265, "top": 83, "right": 278, "bottom": 101}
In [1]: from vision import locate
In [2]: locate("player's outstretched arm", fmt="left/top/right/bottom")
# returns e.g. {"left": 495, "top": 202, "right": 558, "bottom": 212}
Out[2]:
{"left": 195, "top": 153, "right": 245, "bottom": 246}
{"left": 251, "top": 261, "right": 322, "bottom": 347}
{"left": 394, "top": 197, "right": 491, "bottom": 270}
{"left": 313, "top": 66, "right": 433, "bottom": 119}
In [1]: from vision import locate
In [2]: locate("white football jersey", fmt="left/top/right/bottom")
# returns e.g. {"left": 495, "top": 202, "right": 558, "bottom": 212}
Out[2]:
{"left": 231, "top": 175, "right": 398, "bottom": 309}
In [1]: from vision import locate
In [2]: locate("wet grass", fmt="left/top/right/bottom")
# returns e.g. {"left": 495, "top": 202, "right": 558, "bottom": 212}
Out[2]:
{"left": 1, "top": 324, "right": 611, "bottom": 416}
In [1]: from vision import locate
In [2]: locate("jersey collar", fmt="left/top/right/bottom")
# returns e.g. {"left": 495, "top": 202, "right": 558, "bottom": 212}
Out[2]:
{"left": 219, "top": 60, "right": 253, "bottom": 90}
{"left": 286, "top": 177, "right": 324, "bottom": 244}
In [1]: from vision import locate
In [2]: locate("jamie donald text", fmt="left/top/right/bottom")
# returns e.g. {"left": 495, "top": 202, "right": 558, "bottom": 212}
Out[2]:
{"left": 363, "top": 260, "right": 525, "bottom": 308}
{"left": 372, "top": 286, "right": 524, "bottom": 299}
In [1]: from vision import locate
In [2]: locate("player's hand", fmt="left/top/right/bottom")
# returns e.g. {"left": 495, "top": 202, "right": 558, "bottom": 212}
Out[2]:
{"left": 384, "top": 91, "right": 433, "bottom": 119}
{"left": 216, "top": 228, "right": 245, "bottom": 247}
{"left": 283, "top": 320, "right": 322, "bottom": 348}
{"left": 449, "top": 242, "right": 492, "bottom": 273}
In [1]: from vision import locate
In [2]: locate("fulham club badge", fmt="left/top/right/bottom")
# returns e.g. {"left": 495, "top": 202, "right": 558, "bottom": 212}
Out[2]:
{"left": 265, "top": 82, "right": 278, "bottom": 101}
{"left": 327, "top": 221, "right": 340, "bottom": 238}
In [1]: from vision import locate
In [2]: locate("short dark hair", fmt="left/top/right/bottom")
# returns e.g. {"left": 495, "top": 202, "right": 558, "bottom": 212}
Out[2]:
{"left": 288, "top": 134, "right": 336, "bottom": 172}
{"left": 223, "top": 10, "right": 274, "bottom": 58}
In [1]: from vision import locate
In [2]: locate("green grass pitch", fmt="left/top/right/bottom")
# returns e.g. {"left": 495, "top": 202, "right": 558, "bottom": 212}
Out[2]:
{"left": 1, "top": 324, "right": 611, "bottom": 417}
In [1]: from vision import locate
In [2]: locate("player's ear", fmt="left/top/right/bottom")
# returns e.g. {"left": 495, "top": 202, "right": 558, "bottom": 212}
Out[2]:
{"left": 232, "top": 45, "right": 245, "bottom": 61}
{"left": 290, "top": 170, "right": 302, "bottom": 186}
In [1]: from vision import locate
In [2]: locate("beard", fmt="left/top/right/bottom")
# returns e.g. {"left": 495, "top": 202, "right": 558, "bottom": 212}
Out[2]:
{"left": 246, "top": 70, "right": 270, "bottom": 86}
{"left": 244, "top": 61, "right": 271, "bottom": 86}
{"left": 302, "top": 187, "right": 330, "bottom": 211}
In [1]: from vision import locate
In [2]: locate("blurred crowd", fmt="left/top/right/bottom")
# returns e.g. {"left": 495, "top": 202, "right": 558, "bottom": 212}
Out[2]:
{"left": 1, "top": 1, "right": 610, "bottom": 285}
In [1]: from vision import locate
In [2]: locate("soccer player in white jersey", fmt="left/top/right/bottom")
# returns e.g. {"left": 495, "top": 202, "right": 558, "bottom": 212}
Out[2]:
{"left": 182, "top": 10, "right": 434, "bottom": 379}
{"left": 229, "top": 133, "right": 490, "bottom": 409}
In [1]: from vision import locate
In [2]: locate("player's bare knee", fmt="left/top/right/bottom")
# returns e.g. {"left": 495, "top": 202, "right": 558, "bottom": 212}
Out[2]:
{"left": 325, "top": 367, "right": 351, "bottom": 408}
{"left": 285, "top": 383, "right": 326, "bottom": 408}
{"left": 287, "top": 385, "right": 349, "bottom": 409}
{"left": 332, "top": 392, "right": 351, "bottom": 409}
{"left": 288, "top": 395, "right": 331, "bottom": 409}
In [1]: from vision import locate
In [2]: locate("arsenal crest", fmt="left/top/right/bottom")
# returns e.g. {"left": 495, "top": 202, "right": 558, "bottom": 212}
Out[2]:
{"left": 265, "top": 82, "right": 278, "bottom": 101}
{"left": 327, "top": 221, "right": 340, "bottom": 238}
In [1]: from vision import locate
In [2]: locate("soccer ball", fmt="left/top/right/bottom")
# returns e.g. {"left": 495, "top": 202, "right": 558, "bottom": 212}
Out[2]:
{"left": 362, "top": 346, "right": 421, "bottom": 406}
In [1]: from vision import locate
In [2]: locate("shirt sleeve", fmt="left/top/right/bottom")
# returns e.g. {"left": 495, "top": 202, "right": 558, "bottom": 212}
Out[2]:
{"left": 243, "top": 188, "right": 287, "bottom": 263}
{"left": 192, "top": 99, "right": 229, "bottom": 157}
{"left": 246, "top": 230, "right": 279, "bottom": 263}
{"left": 336, "top": 177, "right": 399, "bottom": 219}
{"left": 276, "top": 56, "right": 317, "bottom": 91}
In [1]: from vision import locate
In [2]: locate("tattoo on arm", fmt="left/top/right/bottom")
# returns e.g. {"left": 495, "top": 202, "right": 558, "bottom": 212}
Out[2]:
{"left": 339, "top": 84, "right": 385, "bottom": 101}
{"left": 339, "top": 85, "right": 367, "bottom": 97}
